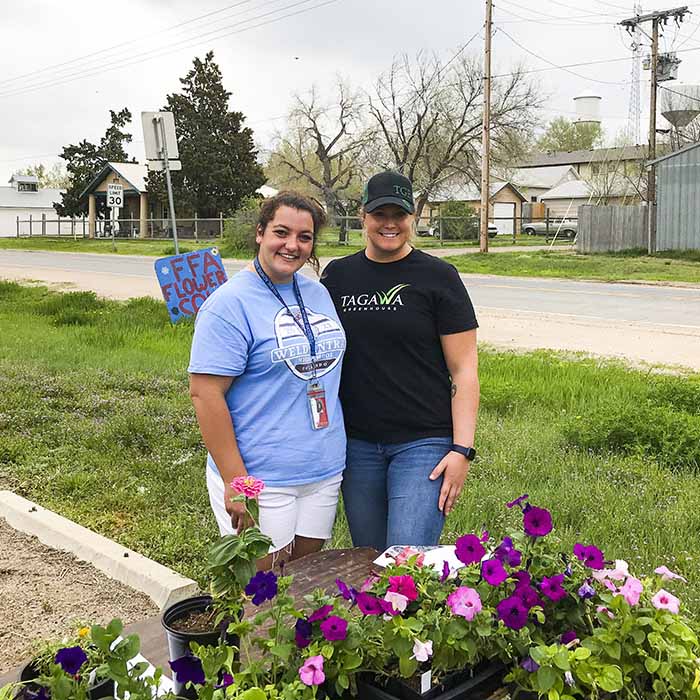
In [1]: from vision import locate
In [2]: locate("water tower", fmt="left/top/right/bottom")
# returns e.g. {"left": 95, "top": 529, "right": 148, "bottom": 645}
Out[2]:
{"left": 661, "top": 84, "right": 700, "bottom": 148}
{"left": 573, "top": 95, "right": 602, "bottom": 125}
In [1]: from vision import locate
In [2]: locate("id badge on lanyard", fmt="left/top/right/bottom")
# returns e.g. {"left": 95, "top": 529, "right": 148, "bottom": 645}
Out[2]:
{"left": 307, "top": 380, "right": 329, "bottom": 430}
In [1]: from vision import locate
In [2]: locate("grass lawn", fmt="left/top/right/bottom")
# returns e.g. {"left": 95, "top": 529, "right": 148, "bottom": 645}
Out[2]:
{"left": 1, "top": 282, "right": 700, "bottom": 615}
{"left": 445, "top": 248, "right": 700, "bottom": 284}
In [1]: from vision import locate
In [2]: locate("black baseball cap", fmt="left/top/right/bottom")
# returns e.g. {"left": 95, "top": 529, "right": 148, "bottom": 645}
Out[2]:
{"left": 362, "top": 171, "right": 415, "bottom": 214}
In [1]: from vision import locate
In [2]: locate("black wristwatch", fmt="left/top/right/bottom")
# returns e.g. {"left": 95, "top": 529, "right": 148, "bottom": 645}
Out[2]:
{"left": 451, "top": 444, "right": 477, "bottom": 461}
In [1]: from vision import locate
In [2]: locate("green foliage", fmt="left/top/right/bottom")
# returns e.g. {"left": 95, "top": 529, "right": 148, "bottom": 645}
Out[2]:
{"left": 221, "top": 206, "right": 258, "bottom": 257}
{"left": 55, "top": 109, "right": 134, "bottom": 218}
{"left": 437, "top": 201, "right": 480, "bottom": 240}
{"left": 14, "top": 163, "right": 70, "bottom": 189}
{"left": 536, "top": 117, "right": 603, "bottom": 153}
{"left": 147, "top": 52, "right": 265, "bottom": 218}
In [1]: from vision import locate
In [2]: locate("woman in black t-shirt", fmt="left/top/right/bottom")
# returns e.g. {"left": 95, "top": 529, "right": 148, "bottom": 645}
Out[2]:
{"left": 321, "top": 171, "right": 480, "bottom": 551}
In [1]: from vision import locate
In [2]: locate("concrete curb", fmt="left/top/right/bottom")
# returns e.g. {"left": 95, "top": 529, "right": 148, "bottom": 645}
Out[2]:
{"left": 0, "top": 490, "right": 199, "bottom": 611}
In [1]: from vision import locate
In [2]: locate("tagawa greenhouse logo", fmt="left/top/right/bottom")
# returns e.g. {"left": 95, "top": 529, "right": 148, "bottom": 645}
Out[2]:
{"left": 340, "top": 284, "right": 410, "bottom": 312}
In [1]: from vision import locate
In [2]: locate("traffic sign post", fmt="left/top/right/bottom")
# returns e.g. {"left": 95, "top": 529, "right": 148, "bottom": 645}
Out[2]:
{"left": 142, "top": 111, "right": 180, "bottom": 255}
{"left": 107, "top": 183, "right": 123, "bottom": 252}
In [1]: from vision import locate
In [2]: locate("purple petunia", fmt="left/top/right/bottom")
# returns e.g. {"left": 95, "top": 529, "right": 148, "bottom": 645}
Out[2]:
{"left": 512, "top": 570, "right": 532, "bottom": 589}
{"left": 440, "top": 560, "right": 451, "bottom": 583}
{"left": 308, "top": 604, "right": 333, "bottom": 623}
{"left": 496, "top": 595, "right": 529, "bottom": 629}
{"left": 523, "top": 506, "right": 553, "bottom": 538}
{"left": 481, "top": 558, "right": 509, "bottom": 586}
{"left": 494, "top": 537, "right": 522, "bottom": 567}
{"left": 561, "top": 630, "right": 578, "bottom": 645}
{"left": 578, "top": 580, "right": 596, "bottom": 599}
{"left": 295, "top": 618, "right": 313, "bottom": 648}
{"left": 515, "top": 584, "right": 541, "bottom": 609}
{"left": 507, "top": 494, "right": 529, "bottom": 509}
{"left": 356, "top": 592, "right": 384, "bottom": 616}
{"left": 335, "top": 578, "right": 357, "bottom": 603}
{"left": 245, "top": 570, "right": 278, "bottom": 605}
{"left": 455, "top": 534, "right": 486, "bottom": 566}
{"left": 521, "top": 656, "right": 540, "bottom": 673}
{"left": 215, "top": 674, "right": 234, "bottom": 689}
{"left": 54, "top": 647, "right": 88, "bottom": 676}
{"left": 320, "top": 615, "right": 348, "bottom": 642}
{"left": 573, "top": 543, "right": 605, "bottom": 570}
{"left": 540, "top": 574, "right": 568, "bottom": 602}
{"left": 169, "top": 655, "right": 205, "bottom": 685}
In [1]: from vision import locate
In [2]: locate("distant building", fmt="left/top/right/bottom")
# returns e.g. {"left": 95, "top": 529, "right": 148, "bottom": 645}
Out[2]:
{"left": 0, "top": 175, "right": 64, "bottom": 237}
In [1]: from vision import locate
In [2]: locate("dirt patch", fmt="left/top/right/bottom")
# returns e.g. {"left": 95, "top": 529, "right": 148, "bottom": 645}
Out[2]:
{"left": 0, "top": 517, "right": 159, "bottom": 675}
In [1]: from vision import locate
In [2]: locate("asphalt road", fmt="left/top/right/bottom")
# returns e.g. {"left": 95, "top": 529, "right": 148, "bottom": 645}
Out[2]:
{"left": 2, "top": 249, "right": 699, "bottom": 370}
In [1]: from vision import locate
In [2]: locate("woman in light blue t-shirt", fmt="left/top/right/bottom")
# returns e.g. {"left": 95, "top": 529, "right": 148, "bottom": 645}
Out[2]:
{"left": 188, "top": 192, "right": 346, "bottom": 570}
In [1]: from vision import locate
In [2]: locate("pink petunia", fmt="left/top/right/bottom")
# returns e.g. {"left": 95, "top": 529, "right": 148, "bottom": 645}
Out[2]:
{"left": 654, "top": 566, "right": 687, "bottom": 583}
{"left": 596, "top": 605, "right": 615, "bottom": 619}
{"left": 394, "top": 547, "right": 425, "bottom": 567}
{"left": 230, "top": 475, "right": 265, "bottom": 498}
{"left": 360, "top": 575, "right": 380, "bottom": 593}
{"left": 299, "top": 655, "right": 325, "bottom": 686}
{"left": 388, "top": 575, "right": 418, "bottom": 601}
{"left": 411, "top": 639, "right": 433, "bottom": 662}
{"left": 652, "top": 589, "right": 680, "bottom": 614}
{"left": 384, "top": 591, "right": 409, "bottom": 613}
{"left": 447, "top": 586, "right": 482, "bottom": 620}
{"left": 617, "top": 576, "right": 643, "bottom": 606}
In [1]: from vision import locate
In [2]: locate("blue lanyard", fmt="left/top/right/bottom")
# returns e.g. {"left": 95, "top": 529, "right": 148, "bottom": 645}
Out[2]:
{"left": 254, "top": 257, "right": 317, "bottom": 362}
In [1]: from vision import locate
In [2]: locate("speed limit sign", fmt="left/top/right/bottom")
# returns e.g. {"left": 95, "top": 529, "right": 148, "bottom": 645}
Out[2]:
{"left": 107, "top": 183, "right": 123, "bottom": 209}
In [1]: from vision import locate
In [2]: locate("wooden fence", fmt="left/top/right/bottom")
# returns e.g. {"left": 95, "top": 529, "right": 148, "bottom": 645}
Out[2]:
{"left": 576, "top": 204, "right": 648, "bottom": 253}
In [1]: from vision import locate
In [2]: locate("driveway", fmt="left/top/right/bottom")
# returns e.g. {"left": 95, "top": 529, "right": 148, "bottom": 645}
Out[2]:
{"left": 1, "top": 249, "right": 699, "bottom": 372}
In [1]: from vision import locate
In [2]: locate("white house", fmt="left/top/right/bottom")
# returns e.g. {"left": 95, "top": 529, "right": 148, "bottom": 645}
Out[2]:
{"left": 0, "top": 175, "right": 65, "bottom": 237}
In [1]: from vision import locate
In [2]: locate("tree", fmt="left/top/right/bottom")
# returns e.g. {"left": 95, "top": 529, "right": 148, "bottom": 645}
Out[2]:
{"left": 55, "top": 108, "right": 134, "bottom": 217}
{"left": 14, "top": 163, "right": 70, "bottom": 189}
{"left": 367, "top": 52, "right": 541, "bottom": 219}
{"left": 269, "top": 82, "right": 370, "bottom": 223}
{"left": 536, "top": 117, "right": 603, "bottom": 153}
{"left": 148, "top": 52, "right": 265, "bottom": 218}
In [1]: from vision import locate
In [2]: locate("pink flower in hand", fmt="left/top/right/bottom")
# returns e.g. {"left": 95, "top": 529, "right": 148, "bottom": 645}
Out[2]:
{"left": 299, "top": 655, "right": 325, "bottom": 686}
{"left": 654, "top": 565, "right": 687, "bottom": 583}
{"left": 652, "top": 589, "right": 680, "bottom": 614}
{"left": 617, "top": 576, "right": 643, "bottom": 606}
{"left": 231, "top": 475, "right": 265, "bottom": 498}
{"left": 447, "top": 586, "right": 482, "bottom": 620}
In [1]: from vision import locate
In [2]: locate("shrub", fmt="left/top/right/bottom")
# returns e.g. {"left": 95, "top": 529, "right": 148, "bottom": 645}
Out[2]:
{"left": 437, "top": 201, "right": 480, "bottom": 240}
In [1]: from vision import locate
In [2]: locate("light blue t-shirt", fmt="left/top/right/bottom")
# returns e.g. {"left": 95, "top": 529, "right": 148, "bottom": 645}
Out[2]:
{"left": 188, "top": 269, "right": 347, "bottom": 487}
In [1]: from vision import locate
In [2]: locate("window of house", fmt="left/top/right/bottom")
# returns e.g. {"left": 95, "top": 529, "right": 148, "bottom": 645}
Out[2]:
{"left": 17, "top": 182, "right": 38, "bottom": 192}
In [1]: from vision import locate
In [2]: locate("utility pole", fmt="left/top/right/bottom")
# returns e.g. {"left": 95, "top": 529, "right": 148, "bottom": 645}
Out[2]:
{"left": 479, "top": 0, "right": 493, "bottom": 254}
{"left": 620, "top": 6, "right": 689, "bottom": 253}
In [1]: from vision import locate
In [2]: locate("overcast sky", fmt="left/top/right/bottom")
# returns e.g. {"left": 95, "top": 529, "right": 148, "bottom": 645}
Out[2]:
{"left": 1, "top": 0, "right": 700, "bottom": 183}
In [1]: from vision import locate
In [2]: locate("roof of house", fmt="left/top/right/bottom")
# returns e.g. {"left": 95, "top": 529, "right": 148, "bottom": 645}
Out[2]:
{"left": 9, "top": 174, "right": 39, "bottom": 185}
{"left": 540, "top": 180, "right": 593, "bottom": 200}
{"left": 507, "top": 165, "right": 578, "bottom": 189}
{"left": 647, "top": 140, "right": 700, "bottom": 166}
{"left": 428, "top": 180, "right": 526, "bottom": 202}
{"left": 79, "top": 161, "right": 148, "bottom": 199}
{"left": 518, "top": 145, "right": 649, "bottom": 168}
{"left": 0, "top": 186, "right": 63, "bottom": 209}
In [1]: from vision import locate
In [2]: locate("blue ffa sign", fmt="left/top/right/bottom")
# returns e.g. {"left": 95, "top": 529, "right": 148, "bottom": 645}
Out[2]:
{"left": 155, "top": 247, "right": 228, "bottom": 323}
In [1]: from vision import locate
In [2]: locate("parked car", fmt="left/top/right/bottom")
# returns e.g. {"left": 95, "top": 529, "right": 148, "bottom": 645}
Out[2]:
{"left": 522, "top": 219, "right": 577, "bottom": 239}
{"left": 416, "top": 223, "right": 498, "bottom": 238}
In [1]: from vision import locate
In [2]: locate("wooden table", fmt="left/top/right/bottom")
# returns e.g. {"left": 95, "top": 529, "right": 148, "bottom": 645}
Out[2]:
{"left": 1, "top": 548, "right": 378, "bottom": 686}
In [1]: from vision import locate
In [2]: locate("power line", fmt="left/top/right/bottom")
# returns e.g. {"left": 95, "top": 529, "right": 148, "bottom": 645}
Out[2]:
{"left": 496, "top": 0, "right": 619, "bottom": 23}
{"left": 0, "top": 0, "right": 339, "bottom": 101}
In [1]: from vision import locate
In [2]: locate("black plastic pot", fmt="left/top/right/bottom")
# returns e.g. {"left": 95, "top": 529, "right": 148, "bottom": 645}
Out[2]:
{"left": 17, "top": 661, "right": 115, "bottom": 700}
{"left": 161, "top": 594, "right": 239, "bottom": 700}
{"left": 357, "top": 662, "right": 506, "bottom": 700}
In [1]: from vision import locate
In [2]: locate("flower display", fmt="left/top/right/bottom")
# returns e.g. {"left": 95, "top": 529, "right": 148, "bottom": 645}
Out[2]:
{"left": 298, "top": 655, "right": 325, "bottom": 686}
{"left": 244, "top": 570, "right": 278, "bottom": 605}
{"left": 230, "top": 475, "right": 265, "bottom": 498}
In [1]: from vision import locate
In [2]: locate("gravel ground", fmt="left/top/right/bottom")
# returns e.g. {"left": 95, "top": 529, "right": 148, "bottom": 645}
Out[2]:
{"left": 0, "top": 517, "right": 158, "bottom": 675}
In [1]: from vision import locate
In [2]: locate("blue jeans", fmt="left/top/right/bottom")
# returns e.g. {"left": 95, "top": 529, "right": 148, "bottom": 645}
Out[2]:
{"left": 342, "top": 437, "right": 453, "bottom": 551}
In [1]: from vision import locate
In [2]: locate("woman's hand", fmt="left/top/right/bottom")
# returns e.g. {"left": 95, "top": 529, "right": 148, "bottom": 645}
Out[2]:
{"left": 224, "top": 480, "right": 255, "bottom": 532}
{"left": 429, "top": 452, "right": 471, "bottom": 515}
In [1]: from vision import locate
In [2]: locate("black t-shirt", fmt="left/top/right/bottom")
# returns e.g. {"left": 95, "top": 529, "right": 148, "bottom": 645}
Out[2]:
{"left": 321, "top": 249, "right": 478, "bottom": 443}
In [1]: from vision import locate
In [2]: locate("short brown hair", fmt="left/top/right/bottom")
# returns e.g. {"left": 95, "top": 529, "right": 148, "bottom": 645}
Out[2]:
{"left": 256, "top": 191, "right": 326, "bottom": 274}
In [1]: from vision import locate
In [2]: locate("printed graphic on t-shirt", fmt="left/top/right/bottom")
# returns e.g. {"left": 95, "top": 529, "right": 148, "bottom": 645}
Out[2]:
{"left": 271, "top": 305, "right": 346, "bottom": 380}
{"left": 339, "top": 283, "right": 410, "bottom": 313}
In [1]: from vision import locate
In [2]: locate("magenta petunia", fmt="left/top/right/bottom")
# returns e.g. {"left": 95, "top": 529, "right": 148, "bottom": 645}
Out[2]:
{"left": 573, "top": 543, "right": 605, "bottom": 570}
{"left": 481, "top": 558, "right": 509, "bottom": 586}
{"left": 447, "top": 586, "right": 482, "bottom": 620}
{"left": 320, "top": 615, "right": 348, "bottom": 641}
{"left": 388, "top": 575, "right": 418, "bottom": 601}
{"left": 494, "top": 537, "right": 522, "bottom": 568}
{"left": 308, "top": 604, "right": 333, "bottom": 623}
{"left": 540, "top": 574, "right": 568, "bottom": 602}
{"left": 506, "top": 494, "right": 529, "bottom": 509}
{"left": 512, "top": 570, "right": 532, "bottom": 589}
{"left": 356, "top": 592, "right": 384, "bottom": 616}
{"left": 455, "top": 534, "right": 486, "bottom": 565}
{"left": 560, "top": 630, "right": 578, "bottom": 645}
{"left": 523, "top": 506, "right": 553, "bottom": 538}
{"left": 515, "top": 584, "right": 541, "bottom": 609}
{"left": 497, "top": 595, "right": 529, "bottom": 629}
{"left": 440, "top": 560, "right": 451, "bottom": 583}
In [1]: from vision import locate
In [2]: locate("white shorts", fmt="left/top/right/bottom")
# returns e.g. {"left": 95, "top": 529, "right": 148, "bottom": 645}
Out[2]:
{"left": 206, "top": 468, "right": 343, "bottom": 553}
